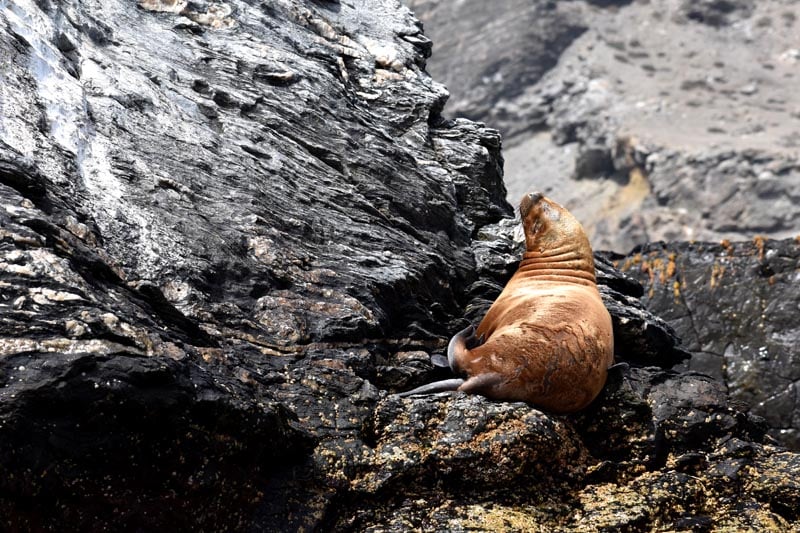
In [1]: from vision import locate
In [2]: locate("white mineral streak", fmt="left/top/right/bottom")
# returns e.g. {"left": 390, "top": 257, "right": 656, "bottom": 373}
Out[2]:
{"left": 1, "top": 1, "right": 123, "bottom": 211}
{"left": 28, "top": 287, "right": 85, "bottom": 304}
{"left": 359, "top": 36, "right": 405, "bottom": 72}
{"left": 0, "top": 337, "right": 135, "bottom": 357}
{"left": 0, "top": 1, "right": 173, "bottom": 275}
{"left": 137, "top": 0, "right": 188, "bottom": 13}
{"left": 2, "top": 0, "right": 82, "bottom": 153}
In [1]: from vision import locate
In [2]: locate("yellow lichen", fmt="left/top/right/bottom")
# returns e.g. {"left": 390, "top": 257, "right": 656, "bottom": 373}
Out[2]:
{"left": 753, "top": 235, "right": 766, "bottom": 262}
{"left": 666, "top": 253, "right": 677, "bottom": 278}
{"left": 673, "top": 280, "right": 681, "bottom": 303}
{"left": 720, "top": 239, "right": 734, "bottom": 256}
{"left": 457, "top": 503, "right": 551, "bottom": 532}
{"left": 619, "top": 253, "right": 643, "bottom": 273}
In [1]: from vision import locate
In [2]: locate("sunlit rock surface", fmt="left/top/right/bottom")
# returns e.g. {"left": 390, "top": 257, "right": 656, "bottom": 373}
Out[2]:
{"left": 1, "top": 0, "right": 798, "bottom": 530}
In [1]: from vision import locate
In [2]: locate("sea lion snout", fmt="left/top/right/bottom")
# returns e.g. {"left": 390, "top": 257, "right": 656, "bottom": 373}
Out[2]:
{"left": 519, "top": 192, "right": 560, "bottom": 222}
{"left": 519, "top": 191, "right": 544, "bottom": 219}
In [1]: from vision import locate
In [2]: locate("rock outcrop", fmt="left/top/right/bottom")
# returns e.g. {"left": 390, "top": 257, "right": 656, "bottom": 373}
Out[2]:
{"left": 406, "top": 0, "right": 800, "bottom": 252}
{"left": 615, "top": 238, "right": 800, "bottom": 450}
{"left": 1, "top": 0, "right": 798, "bottom": 530}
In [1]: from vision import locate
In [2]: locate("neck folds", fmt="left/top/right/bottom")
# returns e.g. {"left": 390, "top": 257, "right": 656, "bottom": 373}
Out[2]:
{"left": 518, "top": 246, "right": 597, "bottom": 285}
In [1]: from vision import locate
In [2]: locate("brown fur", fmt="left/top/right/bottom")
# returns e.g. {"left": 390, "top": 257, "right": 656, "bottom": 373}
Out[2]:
{"left": 450, "top": 192, "right": 614, "bottom": 413}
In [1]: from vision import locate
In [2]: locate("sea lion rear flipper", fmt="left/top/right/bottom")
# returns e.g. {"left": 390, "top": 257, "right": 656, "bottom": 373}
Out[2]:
{"left": 458, "top": 373, "right": 505, "bottom": 396}
{"left": 447, "top": 324, "right": 477, "bottom": 370}
{"left": 430, "top": 354, "right": 449, "bottom": 368}
{"left": 397, "top": 378, "right": 466, "bottom": 398}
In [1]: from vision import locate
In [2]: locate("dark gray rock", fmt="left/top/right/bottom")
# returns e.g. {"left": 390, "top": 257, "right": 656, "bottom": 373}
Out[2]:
{"left": 1, "top": 0, "right": 799, "bottom": 530}
{"left": 0, "top": 0, "right": 507, "bottom": 528}
{"left": 0, "top": 174, "right": 315, "bottom": 530}
{"left": 616, "top": 238, "right": 800, "bottom": 449}
{"left": 677, "top": 0, "right": 755, "bottom": 27}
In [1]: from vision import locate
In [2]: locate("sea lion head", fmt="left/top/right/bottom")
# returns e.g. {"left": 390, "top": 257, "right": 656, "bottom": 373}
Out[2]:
{"left": 518, "top": 192, "right": 590, "bottom": 253}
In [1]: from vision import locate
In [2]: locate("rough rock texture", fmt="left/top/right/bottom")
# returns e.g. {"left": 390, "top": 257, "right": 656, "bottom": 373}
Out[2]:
{"left": 406, "top": 0, "right": 800, "bottom": 252}
{"left": 1, "top": 0, "right": 799, "bottom": 531}
{"left": 615, "top": 238, "right": 800, "bottom": 450}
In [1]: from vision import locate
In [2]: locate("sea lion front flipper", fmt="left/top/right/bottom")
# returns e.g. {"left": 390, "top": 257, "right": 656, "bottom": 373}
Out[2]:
{"left": 606, "top": 361, "right": 630, "bottom": 387}
{"left": 607, "top": 362, "right": 629, "bottom": 371}
{"left": 397, "top": 378, "right": 466, "bottom": 398}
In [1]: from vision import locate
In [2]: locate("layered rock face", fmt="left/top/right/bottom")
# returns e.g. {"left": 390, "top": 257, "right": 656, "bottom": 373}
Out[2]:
{"left": 406, "top": 0, "right": 800, "bottom": 252}
{"left": 1, "top": 0, "right": 799, "bottom": 531}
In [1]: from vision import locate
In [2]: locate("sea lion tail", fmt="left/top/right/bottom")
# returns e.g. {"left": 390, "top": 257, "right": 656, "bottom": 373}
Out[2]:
{"left": 397, "top": 378, "right": 466, "bottom": 398}
{"left": 447, "top": 324, "right": 479, "bottom": 370}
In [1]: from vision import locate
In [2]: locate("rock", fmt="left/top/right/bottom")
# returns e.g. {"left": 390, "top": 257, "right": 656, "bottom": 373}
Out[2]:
{"left": 0, "top": 174, "right": 315, "bottom": 530}
{"left": 1, "top": 0, "right": 799, "bottom": 531}
{"left": 616, "top": 238, "right": 800, "bottom": 450}
{"left": 408, "top": 0, "right": 800, "bottom": 252}
{"left": 595, "top": 248, "right": 695, "bottom": 371}
{"left": 677, "top": 0, "right": 755, "bottom": 27}
{"left": 0, "top": 0, "right": 506, "bottom": 528}
{"left": 406, "top": 0, "right": 588, "bottom": 140}
{"left": 321, "top": 366, "right": 794, "bottom": 531}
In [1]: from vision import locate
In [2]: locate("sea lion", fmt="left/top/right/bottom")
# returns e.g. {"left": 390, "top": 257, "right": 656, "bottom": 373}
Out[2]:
{"left": 400, "top": 192, "right": 614, "bottom": 413}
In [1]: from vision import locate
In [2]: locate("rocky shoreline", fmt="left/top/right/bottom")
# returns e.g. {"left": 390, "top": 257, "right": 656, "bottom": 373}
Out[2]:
{"left": 1, "top": 0, "right": 798, "bottom": 530}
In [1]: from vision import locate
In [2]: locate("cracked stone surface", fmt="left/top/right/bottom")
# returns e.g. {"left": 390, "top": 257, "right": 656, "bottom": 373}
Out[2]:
{"left": 615, "top": 238, "right": 800, "bottom": 449}
{"left": 1, "top": 0, "right": 799, "bottom": 530}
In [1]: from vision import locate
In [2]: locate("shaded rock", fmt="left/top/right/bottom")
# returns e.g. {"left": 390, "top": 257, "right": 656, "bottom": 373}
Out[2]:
{"left": 0, "top": 351, "right": 312, "bottom": 531}
{"left": 616, "top": 238, "right": 800, "bottom": 449}
{"left": 596, "top": 252, "right": 690, "bottom": 367}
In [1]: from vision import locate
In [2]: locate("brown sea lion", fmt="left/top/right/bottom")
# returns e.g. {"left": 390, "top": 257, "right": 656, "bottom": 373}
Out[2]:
{"left": 400, "top": 192, "right": 614, "bottom": 413}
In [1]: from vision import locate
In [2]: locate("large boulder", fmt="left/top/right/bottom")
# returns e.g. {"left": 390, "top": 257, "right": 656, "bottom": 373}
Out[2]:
{"left": 614, "top": 238, "right": 800, "bottom": 450}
